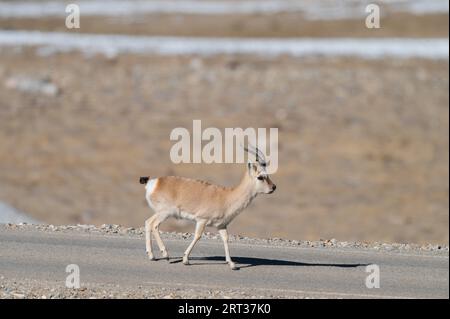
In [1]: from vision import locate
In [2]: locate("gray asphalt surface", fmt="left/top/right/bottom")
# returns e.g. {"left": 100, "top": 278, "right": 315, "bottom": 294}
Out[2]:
{"left": 0, "top": 228, "right": 448, "bottom": 298}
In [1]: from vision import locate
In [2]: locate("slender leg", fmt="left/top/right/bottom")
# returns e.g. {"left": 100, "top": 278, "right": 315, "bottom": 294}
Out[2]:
{"left": 218, "top": 228, "right": 237, "bottom": 270}
{"left": 183, "top": 220, "right": 207, "bottom": 265}
{"left": 145, "top": 215, "right": 157, "bottom": 260}
{"left": 151, "top": 214, "right": 169, "bottom": 260}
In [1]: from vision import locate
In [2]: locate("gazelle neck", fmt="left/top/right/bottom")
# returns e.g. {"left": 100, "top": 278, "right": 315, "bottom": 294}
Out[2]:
{"left": 226, "top": 171, "right": 257, "bottom": 218}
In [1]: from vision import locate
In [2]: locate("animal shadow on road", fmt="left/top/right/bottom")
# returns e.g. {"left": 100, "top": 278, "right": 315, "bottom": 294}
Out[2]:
{"left": 169, "top": 256, "right": 369, "bottom": 269}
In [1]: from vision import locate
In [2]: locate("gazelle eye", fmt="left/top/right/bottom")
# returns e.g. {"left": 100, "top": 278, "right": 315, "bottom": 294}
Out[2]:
{"left": 257, "top": 176, "right": 264, "bottom": 180}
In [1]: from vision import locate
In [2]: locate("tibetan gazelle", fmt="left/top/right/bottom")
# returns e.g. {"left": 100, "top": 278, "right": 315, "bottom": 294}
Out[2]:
{"left": 140, "top": 144, "right": 276, "bottom": 270}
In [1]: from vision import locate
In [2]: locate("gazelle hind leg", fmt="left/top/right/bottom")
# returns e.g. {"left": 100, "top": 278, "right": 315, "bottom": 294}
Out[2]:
{"left": 219, "top": 228, "right": 237, "bottom": 270}
{"left": 183, "top": 220, "right": 207, "bottom": 265}
{"left": 145, "top": 215, "right": 157, "bottom": 260}
{"left": 151, "top": 214, "right": 170, "bottom": 260}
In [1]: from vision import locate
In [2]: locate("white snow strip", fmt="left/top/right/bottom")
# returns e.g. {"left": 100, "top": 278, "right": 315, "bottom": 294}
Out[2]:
{"left": 0, "top": 30, "right": 448, "bottom": 59}
{"left": 0, "top": 201, "right": 40, "bottom": 224}
{"left": 0, "top": 0, "right": 447, "bottom": 19}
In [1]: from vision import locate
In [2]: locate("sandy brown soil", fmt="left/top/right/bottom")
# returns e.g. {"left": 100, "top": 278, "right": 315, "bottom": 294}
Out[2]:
{"left": 0, "top": 12, "right": 448, "bottom": 38}
{"left": 0, "top": 48, "right": 448, "bottom": 244}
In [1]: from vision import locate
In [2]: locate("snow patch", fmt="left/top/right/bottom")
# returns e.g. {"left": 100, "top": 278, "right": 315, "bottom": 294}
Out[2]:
{"left": 0, "top": 31, "right": 447, "bottom": 60}
{"left": 0, "top": 201, "right": 40, "bottom": 224}
{"left": 0, "top": 0, "right": 447, "bottom": 19}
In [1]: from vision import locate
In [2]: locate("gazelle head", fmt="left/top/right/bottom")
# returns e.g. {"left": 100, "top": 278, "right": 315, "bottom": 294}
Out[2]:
{"left": 244, "top": 144, "right": 277, "bottom": 194}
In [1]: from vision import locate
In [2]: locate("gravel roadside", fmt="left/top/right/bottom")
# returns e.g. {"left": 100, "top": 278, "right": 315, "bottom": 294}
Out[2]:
{"left": 0, "top": 277, "right": 305, "bottom": 299}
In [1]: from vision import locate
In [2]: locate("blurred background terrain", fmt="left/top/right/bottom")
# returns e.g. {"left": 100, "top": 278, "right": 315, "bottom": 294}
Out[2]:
{"left": 0, "top": 0, "right": 448, "bottom": 244}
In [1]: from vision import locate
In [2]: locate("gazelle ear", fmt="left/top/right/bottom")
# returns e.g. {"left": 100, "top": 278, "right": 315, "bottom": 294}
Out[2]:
{"left": 247, "top": 161, "right": 257, "bottom": 175}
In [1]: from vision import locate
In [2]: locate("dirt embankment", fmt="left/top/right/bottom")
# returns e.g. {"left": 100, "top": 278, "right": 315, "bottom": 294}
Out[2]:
{"left": 0, "top": 12, "right": 448, "bottom": 38}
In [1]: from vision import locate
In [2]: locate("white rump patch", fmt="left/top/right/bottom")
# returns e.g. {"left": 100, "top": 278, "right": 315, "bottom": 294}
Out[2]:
{"left": 145, "top": 178, "right": 158, "bottom": 210}
{"left": 145, "top": 178, "right": 157, "bottom": 193}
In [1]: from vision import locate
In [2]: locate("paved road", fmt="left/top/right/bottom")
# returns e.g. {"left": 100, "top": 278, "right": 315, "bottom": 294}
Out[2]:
{"left": 0, "top": 228, "right": 448, "bottom": 298}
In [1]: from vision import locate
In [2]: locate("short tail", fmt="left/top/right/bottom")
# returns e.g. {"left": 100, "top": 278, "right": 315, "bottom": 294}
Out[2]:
{"left": 139, "top": 176, "right": 150, "bottom": 185}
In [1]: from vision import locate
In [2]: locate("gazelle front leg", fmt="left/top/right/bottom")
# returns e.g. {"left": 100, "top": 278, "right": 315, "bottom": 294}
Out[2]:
{"left": 183, "top": 220, "right": 207, "bottom": 265}
{"left": 151, "top": 214, "right": 169, "bottom": 260}
{"left": 145, "top": 216, "right": 157, "bottom": 260}
{"left": 218, "top": 228, "right": 238, "bottom": 270}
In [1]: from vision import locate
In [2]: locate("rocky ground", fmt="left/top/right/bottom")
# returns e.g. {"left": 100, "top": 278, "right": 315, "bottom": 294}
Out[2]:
{"left": 1, "top": 276, "right": 294, "bottom": 299}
